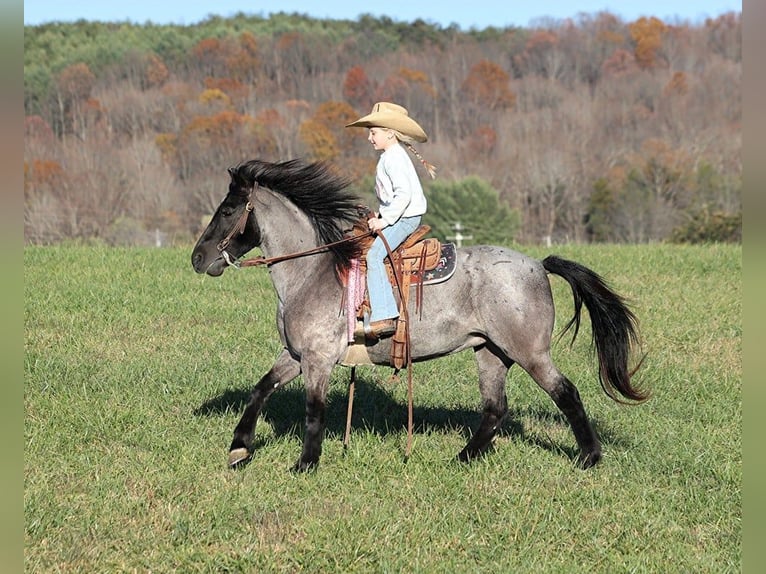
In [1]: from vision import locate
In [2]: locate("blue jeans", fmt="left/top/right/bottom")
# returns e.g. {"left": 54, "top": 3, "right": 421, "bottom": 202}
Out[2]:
{"left": 366, "top": 216, "right": 421, "bottom": 322}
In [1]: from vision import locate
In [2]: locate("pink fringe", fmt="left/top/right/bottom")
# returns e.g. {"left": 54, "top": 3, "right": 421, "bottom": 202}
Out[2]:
{"left": 347, "top": 258, "right": 365, "bottom": 342}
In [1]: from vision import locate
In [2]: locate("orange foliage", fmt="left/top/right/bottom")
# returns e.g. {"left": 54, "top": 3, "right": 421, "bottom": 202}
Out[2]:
{"left": 239, "top": 32, "right": 258, "bottom": 57}
{"left": 397, "top": 67, "right": 437, "bottom": 98}
{"left": 664, "top": 71, "right": 688, "bottom": 97}
{"left": 144, "top": 53, "right": 169, "bottom": 89}
{"left": 312, "top": 101, "right": 358, "bottom": 131}
{"left": 343, "top": 66, "right": 372, "bottom": 108}
{"left": 602, "top": 48, "right": 638, "bottom": 77}
{"left": 192, "top": 38, "right": 222, "bottom": 61}
{"left": 204, "top": 78, "right": 249, "bottom": 107}
{"left": 597, "top": 30, "right": 624, "bottom": 45}
{"left": 526, "top": 30, "right": 558, "bottom": 51}
{"left": 227, "top": 33, "right": 261, "bottom": 82}
{"left": 277, "top": 31, "right": 302, "bottom": 51}
{"left": 467, "top": 125, "right": 497, "bottom": 156}
{"left": 154, "top": 133, "right": 178, "bottom": 163}
{"left": 397, "top": 67, "right": 428, "bottom": 84}
{"left": 629, "top": 17, "right": 667, "bottom": 69}
{"left": 286, "top": 100, "right": 311, "bottom": 114}
{"left": 299, "top": 119, "right": 339, "bottom": 162}
{"left": 461, "top": 60, "right": 515, "bottom": 110}
{"left": 256, "top": 108, "right": 285, "bottom": 130}
{"left": 198, "top": 88, "right": 232, "bottom": 108}
{"left": 204, "top": 77, "right": 245, "bottom": 94}
{"left": 311, "top": 101, "right": 358, "bottom": 154}
{"left": 374, "top": 76, "right": 409, "bottom": 104}
{"left": 185, "top": 110, "right": 251, "bottom": 137}
{"left": 56, "top": 63, "right": 95, "bottom": 100}
{"left": 26, "top": 159, "right": 63, "bottom": 187}
{"left": 25, "top": 115, "right": 55, "bottom": 141}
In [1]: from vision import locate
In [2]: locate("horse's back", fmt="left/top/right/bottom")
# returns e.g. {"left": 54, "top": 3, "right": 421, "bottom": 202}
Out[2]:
{"left": 451, "top": 244, "right": 551, "bottom": 297}
{"left": 403, "top": 245, "right": 555, "bottom": 359}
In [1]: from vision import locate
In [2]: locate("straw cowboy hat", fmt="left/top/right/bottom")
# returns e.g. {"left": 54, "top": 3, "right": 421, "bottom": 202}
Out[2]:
{"left": 345, "top": 102, "right": 428, "bottom": 143}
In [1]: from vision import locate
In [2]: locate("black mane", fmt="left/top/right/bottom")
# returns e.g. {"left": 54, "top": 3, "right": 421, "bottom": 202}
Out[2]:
{"left": 232, "top": 159, "right": 366, "bottom": 270}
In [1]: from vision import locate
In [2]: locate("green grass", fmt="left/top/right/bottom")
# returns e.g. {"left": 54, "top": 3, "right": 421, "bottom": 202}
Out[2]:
{"left": 24, "top": 243, "right": 741, "bottom": 573}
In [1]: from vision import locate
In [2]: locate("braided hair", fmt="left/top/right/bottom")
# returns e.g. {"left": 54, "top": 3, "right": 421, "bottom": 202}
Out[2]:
{"left": 391, "top": 129, "right": 437, "bottom": 179}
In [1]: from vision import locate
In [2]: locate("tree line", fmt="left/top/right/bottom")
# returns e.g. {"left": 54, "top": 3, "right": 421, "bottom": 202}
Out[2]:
{"left": 23, "top": 11, "right": 741, "bottom": 245}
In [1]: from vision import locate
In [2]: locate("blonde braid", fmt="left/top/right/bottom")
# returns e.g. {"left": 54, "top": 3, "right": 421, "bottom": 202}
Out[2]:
{"left": 391, "top": 129, "right": 438, "bottom": 179}
{"left": 403, "top": 141, "right": 437, "bottom": 179}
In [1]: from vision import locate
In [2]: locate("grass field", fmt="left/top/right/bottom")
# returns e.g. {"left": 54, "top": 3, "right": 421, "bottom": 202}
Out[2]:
{"left": 24, "top": 243, "right": 741, "bottom": 573}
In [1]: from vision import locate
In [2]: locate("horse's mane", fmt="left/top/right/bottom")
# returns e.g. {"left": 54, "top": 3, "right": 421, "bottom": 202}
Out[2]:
{"left": 232, "top": 159, "right": 365, "bottom": 270}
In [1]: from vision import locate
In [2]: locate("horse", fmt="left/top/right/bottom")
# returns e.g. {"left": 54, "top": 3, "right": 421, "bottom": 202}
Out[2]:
{"left": 191, "top": 158, "right": 647, "bottom": 472}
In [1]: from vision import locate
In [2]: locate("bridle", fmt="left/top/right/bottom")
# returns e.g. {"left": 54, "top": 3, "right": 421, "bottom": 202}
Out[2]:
{"left": 214, "top": 182, "right": 374, "bottom": 269}
{"left": 215, "top": 183, "right": 257, "bottom": 267}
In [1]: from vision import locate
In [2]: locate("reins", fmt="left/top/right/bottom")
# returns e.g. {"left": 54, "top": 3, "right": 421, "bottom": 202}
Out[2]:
{"left": 215, "top": 181, "right": 374, "bottom": 268}
{"left": 376, "top": 232, "right": 415, "bottom": 458}
{"left": 237, "top": 231, "right": 373, "bottom": 268}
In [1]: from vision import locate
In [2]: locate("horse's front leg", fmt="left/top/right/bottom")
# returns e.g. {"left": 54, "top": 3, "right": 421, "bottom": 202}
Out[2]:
{"left": 228, "top": 349, "right": 301, "bottom": 468}
{"left": 292, "top": 353, "right": 335, "bottom": 473}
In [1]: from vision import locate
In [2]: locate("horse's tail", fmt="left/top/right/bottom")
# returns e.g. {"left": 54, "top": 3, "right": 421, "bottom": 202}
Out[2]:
{"left": 542, "top": 255, "right": 649, "bottom": 404}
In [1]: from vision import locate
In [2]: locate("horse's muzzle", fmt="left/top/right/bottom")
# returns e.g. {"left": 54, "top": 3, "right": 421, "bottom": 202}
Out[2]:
{"left": 192, "top": 250, "right": 226, "bottom": 276}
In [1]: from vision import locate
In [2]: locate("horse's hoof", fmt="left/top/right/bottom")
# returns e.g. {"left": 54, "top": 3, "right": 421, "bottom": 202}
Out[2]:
{"left": 577, "top": 450, "right": 602, "bottom": 469}
{"left": 291, "top": 459, "right": 318, "bottom": 473}
{"left": 228, "top": 448, "right": 251, "bottom": 468}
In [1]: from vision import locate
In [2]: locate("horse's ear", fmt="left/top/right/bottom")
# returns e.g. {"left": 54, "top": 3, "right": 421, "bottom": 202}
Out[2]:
{"left": 227, "top": 166, "right": 236, "bottom": 178}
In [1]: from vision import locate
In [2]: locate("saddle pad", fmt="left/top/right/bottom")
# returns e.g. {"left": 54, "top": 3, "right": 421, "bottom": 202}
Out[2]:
{"left": 410, "top": 242, "right": 457, "bottom": 285}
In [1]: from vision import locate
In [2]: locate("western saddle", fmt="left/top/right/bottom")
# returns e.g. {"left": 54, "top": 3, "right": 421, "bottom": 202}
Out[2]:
{"left": 344, "top": 212, "right": 454, "bottom": 369}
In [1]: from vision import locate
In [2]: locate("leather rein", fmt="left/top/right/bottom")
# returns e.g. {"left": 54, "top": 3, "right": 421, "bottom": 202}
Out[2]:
{"left": 215, "top": 182, "right": 374, "bottom": 269}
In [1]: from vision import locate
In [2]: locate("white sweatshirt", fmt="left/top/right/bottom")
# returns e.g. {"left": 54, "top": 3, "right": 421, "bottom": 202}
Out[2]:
{"left": 375, "top": 143, "right": 427, "bottom": 226}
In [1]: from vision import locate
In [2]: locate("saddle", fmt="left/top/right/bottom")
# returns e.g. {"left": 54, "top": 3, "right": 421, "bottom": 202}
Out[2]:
{"left": 342, "top": 212, "right": 457, "bottom": 369}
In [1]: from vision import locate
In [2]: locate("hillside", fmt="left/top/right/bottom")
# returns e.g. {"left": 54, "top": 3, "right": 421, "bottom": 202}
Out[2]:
{"left": 24, "top": 11, "right": 741, "bottom": 245}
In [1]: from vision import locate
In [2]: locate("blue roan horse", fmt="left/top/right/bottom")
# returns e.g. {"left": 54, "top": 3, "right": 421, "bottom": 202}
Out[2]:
{"left": 192, "top": 159, "right": 647, "bottom": 472}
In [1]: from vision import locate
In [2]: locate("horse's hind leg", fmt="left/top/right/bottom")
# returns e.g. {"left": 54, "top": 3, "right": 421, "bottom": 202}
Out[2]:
{"left": 229, "top": 349, "right": 301, "bottom": 468}
{"left": 458, "top": 345, "right": 511, "bottom": 462}
{"left": 524, "top": 353, "right": 602, "bottom": 468}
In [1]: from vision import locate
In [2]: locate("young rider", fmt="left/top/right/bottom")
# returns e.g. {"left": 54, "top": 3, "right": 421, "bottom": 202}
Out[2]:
{"left": 346, "top": 102, "right": 436, "bottom": 339}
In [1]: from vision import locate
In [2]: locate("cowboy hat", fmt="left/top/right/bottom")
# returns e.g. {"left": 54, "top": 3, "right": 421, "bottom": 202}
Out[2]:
{"left": 345, "top": 102, "right": 428, "bottom": 143}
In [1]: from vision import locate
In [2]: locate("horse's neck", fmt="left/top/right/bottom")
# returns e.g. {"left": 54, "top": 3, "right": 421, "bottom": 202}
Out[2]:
{"left": 256, "top": 189, "right": 338, "bottom": 297}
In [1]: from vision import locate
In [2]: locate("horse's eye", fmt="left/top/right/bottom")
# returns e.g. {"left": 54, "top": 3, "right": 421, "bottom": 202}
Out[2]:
{"left": 221, "top": 207, "right": 235, "bottom": 217}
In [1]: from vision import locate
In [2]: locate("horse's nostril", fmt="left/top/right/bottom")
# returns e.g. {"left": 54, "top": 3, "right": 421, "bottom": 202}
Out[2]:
{"left": 192, "top": 250, "right": 204, "bottom": 272}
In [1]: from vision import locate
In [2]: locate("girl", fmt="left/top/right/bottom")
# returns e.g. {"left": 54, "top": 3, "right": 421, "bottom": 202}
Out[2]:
{"left": 346, "top": 102, "right": 436, "bottom": 339}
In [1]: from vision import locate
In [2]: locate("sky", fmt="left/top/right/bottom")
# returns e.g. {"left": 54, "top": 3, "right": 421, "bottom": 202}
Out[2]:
{"left": 23, "top": 0, "right": 741, "bottom": 29}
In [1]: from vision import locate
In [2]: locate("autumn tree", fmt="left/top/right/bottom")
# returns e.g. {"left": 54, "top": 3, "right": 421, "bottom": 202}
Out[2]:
{"left": 191, "top": 38, "right": 230, "bottom": 78}
{"left": 228, "top": 32, "right": 261, "bottom": 84}
{"left": 629, "top": 17, "right": 667, "bottom": 69}
{"left": 24, "top": 159, "right": 66, "bottom": 243}
{"left": 299, "top": 101, "right": 358, "bottom": 161}
{"left": 143, "top": 53, "right": 169, "bottom": 89}
{"left": 461, "top": 60, "right": 515, "bottom": 111}
{"left": 459, "top": 59, "right": 515, "bottom": 137}
{"left": 343, "top": 66, "right": 373, "bottom": 110}
{"left": 53, "top": 62, "right": 96, "bottom": 138}
{"left": 299, "top": 120, "right": 338, "bottom": 162}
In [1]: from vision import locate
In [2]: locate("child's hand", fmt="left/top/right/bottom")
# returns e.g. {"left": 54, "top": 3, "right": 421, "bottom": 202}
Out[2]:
{"left": 368, "top": 217, "right": 386, "bottom": 232}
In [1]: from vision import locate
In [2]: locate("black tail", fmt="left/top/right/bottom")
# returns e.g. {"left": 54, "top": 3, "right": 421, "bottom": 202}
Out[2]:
{"left": 542, "top": 255, "right": 648, "bottom": 404}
